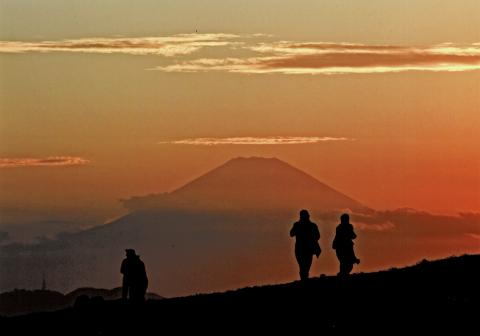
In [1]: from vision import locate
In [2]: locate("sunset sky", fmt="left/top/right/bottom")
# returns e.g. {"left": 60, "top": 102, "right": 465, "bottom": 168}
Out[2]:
{"left": 1, "top": 0, "right": 479, "bottom": 244}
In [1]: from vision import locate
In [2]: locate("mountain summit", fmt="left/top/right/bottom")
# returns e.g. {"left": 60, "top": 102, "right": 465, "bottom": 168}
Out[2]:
{"left": 124, "top": 157, "right": 365, "bottom": 212}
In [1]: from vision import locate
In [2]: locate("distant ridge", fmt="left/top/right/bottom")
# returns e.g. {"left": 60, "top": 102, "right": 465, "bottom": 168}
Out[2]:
{"left": 0, "top": 287, "right": 163, "bottom": 317}
{"left": 3, "top": 254, "right": 478, "bottom": 334}
{"left": 124, "top": 157, "right": 367, "bottom": 212}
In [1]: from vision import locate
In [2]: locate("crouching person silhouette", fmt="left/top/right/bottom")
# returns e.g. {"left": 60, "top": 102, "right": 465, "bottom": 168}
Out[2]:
{"left": 290, "top": 209, "right": 321, "bottom": 281}
{"left": 332, "top": 214, "right": 360, "bottom": 276}
{"left": 121, "top": 249, "right": 149, "bottom": 302}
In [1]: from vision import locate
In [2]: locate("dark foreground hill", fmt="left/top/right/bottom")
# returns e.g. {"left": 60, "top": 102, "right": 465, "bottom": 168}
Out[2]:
{"left": 0, "top": 287, "right": 163, "bottom": 316}
{"left": 2, "top": 255, "right": 478, "bottom": 334}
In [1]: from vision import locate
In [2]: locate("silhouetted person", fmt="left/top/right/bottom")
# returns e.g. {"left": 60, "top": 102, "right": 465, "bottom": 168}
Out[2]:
{"left": 332, "top": 213, "right": 360, "bottom": 276}
{"left": 120, "top": 249, "right": 148, "bottom": 302}
{"left": 290, "top": 209, "right": 321, "bottom": 281}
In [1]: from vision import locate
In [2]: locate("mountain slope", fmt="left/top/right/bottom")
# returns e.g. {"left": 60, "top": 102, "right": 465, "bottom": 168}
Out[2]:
{"left": 123, "top": 157, "right": 366, "bottom": 212}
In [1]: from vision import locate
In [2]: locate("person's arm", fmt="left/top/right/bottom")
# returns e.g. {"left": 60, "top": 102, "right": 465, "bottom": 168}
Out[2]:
{"left": 120, "top": 260, "right": 126, "bottom": 274}
{"left": 332, "top": 227, "right": 337, "bottom": 249}
{"left": 141, "top": 262, "right": 148, "bottom": 280}
{"left": 350, "top": 225, "right": 357, "bottom": 240}
{"left": 313, "top": 224, "right": 320, "bottom": 241}
{"left": 289, "top": 223, "right": 297, "bottom": 237}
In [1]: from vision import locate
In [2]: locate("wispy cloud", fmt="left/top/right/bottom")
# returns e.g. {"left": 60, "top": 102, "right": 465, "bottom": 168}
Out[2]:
{"left": 0, "top": 156, "right": 90, "bottom": 168}
{"left": 0, "top": 33, "right": 239, "bottom": 57}
{"left": 153, "top": 41, "right": 480, "bottom": 74}
{"left": 158, "top": 136, "right": 352, "bottom": 146}
{"left": 467, "top": 233, "right": 480, "bottom": 240}
{"left": 355, "top": 221, "right": 395, "bottom": 232}
{"left": 351, "top": 209, "right": 480, "bottom": 238}
{"left": 4, "top": 35, "right": 479, "bottom": 75}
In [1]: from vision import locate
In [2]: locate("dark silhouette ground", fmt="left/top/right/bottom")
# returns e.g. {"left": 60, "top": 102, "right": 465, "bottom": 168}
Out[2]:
{"left": 0, "top": 287, "right": 163, "bottom": 316}
{"left": 2, "top": 255, "right": 478, "bottom": 334}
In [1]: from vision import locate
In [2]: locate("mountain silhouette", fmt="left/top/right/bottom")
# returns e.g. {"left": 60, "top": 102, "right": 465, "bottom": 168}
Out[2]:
{"left": 2, "top": 255, "right": 478, "bottom": 334}
{"left": 1, "top": 157, "right": 477, "bottom": 297}
{"left": 123, "top": 157, "right": 367, "bottom": 212}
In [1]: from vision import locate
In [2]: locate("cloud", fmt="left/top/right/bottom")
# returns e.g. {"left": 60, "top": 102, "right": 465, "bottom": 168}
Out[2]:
{"left": 0, "top": 205, "right": 114, "bottom": 244}
{"left": 355, "top": 221, "right": 395, "bottom": 232}
{"left": 0, "top": 33, "right": 240, "bottom": 57}
{"left": 3, "top": 35, "right": 479, "bottom": 74}
{"left": 467, "top": 233, "right": 480, "bottom": 240}
{"left": 0, "top": 156, "right": 90, "bottom": 168}
{"left": 351, "top": 208, "right": 480, "bottom": 238}
{"left": 158, "top": 136, "right": 352, "bottom": 145}
{"left": 153, "top": 41, "right": 480, "bottom": 74}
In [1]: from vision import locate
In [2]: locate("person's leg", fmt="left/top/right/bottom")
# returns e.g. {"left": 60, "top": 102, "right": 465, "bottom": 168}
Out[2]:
{"left": 128, "top": 285, "right": 135, "bottom": 300}
{"left": 354, "top": 247, "right": 360, "bottom": 264}
{"left": 304, "top": 254, "right": 313, "bottom": 280}
{"left": 122, "top": 278, "right": 128, "bottom": 300}
{"left": 297, "top": 253, "right": 312, "bottom": 280}
{"left": 348, "top": 245, "right": 360, "bottom": 264}
{"left": 339, "top": 260, "right": 346, "bottom": 276}
{"left": 336, "top": 251, "right": 344, "bottom": 276}
{"left": 337, "top": 249, "right": 353, "bottom": 276}
{"left": 131, "top": 285, "right": 140, "bottom": 302}
{"left": 295, "top": 251, "right": 304, "bottom": 280}
{"left": 344, "top": 261, "right": 354, "bottom": 275}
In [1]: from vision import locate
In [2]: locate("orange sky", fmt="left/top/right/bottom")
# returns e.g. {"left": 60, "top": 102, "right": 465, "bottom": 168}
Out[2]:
{"left": 0, "top": 0, "right": 479, "bottom": 238}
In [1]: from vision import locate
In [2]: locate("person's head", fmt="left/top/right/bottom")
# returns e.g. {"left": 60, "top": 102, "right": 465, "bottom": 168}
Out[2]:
{"left": 340, "top": 213, "right": 350, "bottom": 224}
{"left": 299, "top": 209, "right": 310, "bottom": 221}
{"left": 125, "top": 249, "right": 136, "bottom": 258}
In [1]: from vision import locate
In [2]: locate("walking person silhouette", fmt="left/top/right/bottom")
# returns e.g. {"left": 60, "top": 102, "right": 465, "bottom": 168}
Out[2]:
{"left": 290, "top": 209, "right": 321, "bottom": 281}
{"left": 332, "top": 213, "right": 360, "bottom": 276}
{"left": 121, "top": 249, "right": 148, "bottom": 302}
